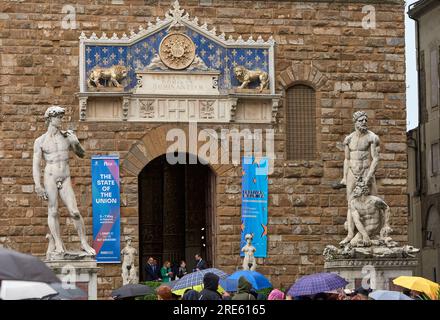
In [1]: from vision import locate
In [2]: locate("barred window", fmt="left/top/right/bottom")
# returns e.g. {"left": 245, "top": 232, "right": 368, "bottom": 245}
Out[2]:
{"left": 286, "top": 84, "right": 317, "bottom": 160}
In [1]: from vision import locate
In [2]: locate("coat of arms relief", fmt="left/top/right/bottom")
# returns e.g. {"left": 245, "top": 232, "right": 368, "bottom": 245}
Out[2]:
{"left": 78, "top": 0, "right": 281, "bottom": 123}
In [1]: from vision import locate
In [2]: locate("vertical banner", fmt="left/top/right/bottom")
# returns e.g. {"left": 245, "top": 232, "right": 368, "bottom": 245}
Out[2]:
{"left": 241, "top": 156, "right": 268, "bottom": 258}
{"left": 91, "top": 155, "right": 121, "bottom": 263}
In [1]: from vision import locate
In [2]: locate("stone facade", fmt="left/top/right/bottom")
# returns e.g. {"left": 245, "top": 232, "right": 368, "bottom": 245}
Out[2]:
{"left": 0, "top": 0, "right": 407, "bottom": 298}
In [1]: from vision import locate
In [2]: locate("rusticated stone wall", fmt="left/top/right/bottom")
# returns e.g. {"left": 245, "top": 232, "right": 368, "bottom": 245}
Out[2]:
{"left": 0, "top": 0, "right": 407, "bottom": 298}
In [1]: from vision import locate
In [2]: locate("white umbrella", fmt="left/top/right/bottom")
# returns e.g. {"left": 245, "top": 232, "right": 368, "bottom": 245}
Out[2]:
{"left": 0, "top": 280, "right": 57, "bottom": 300}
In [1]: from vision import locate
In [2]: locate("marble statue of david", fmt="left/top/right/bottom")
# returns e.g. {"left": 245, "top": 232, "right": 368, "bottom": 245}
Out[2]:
{"left": 33, "top": 106, "right": 96, "bottom": 257}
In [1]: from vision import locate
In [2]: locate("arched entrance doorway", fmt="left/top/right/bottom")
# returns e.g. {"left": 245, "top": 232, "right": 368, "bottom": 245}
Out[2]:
{"left": 138, "top": 154, "right": 216, "bottom": 280}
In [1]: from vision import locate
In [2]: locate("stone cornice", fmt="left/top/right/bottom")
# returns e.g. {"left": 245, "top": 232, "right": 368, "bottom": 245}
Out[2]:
{"left": 408, "top": 0, "right": 440, "bottom": 19}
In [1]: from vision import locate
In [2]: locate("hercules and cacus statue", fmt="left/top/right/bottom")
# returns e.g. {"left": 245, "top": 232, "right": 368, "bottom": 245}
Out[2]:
{"left": 323, "top": 111, "right": 420, "bottom": 260}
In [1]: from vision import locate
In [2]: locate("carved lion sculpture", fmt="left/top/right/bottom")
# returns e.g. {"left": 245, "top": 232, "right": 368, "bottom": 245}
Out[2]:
{"left": 233, "top": 66, "right": 269, "bottom": 92}
{"left": 88, "top": 65, "right": 127, "bottom": 88}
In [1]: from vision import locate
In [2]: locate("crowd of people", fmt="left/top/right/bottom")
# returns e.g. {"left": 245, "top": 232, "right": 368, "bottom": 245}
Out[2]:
{"left": 155, "top": 273, "right": 261, "bottom": 301}
{"left": 144, "top": 254, "right": 208, "bottom": 282}
{"left": 153, "top": 272, "right": 430, "bottom": 301}
{"left": 142, "top": 254, "right": 434, "bottom": 301}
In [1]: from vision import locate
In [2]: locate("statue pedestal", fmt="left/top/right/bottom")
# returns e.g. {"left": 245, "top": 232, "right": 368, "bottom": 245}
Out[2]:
{"left": 45, "top": 258, "right": 100, "bottom": 300}
{"left": 324, "top": 258, "right": 418, "bottom": 290}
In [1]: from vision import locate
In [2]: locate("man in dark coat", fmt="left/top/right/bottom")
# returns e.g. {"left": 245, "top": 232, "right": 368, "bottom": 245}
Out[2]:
{"left": 144, "top": 257, "right": 161, "bottom": 281}
{"left": 193, "top": 253, "right": 208, "bottom": 271}
{"left": 198, "top": 273, "right": 222, "bottom": 300}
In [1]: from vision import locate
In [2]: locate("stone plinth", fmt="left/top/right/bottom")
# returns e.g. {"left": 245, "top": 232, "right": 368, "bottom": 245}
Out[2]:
{"left": 324, "top": 258, "right": 418, "bottom": 291}
{"left": 45, "top": 259, "right": 100, "bottom": 300}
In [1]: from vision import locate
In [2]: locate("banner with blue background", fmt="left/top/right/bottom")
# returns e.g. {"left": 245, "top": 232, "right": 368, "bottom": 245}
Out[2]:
{"left": 240, "top": 156, "right": 268, "bottom": 258}
{"left": 92, "top": 155, "right": 121, "bottom": 263}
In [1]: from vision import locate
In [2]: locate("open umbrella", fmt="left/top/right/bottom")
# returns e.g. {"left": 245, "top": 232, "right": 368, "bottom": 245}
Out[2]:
{"left": 172, "top": 268, "right": 228, "bottom": 291}
{"left": 0, "top": 247, "right": 60, "bottom": 283}
{"left": 111, "top": 283, "right": 155, "bottom": 299}
{"left": 369, "top": 290, "right": 413, "bottom": 301}
{"left": 220, "top": 270, "right": 272, "bottom": 292}
{"left": 288, "top": 272, "right": 348, "bottom": 297}
{"left": 171, "top": 284, "right": 225, "bottom": 297}
{"left": 0, "top": 280, "right": 57, "bottom": 300}
{"left": 393, "top": 276, "right": 440, "bottom": 299}
{"left": 46, "top": 283, "right": 88, "bottom": 300}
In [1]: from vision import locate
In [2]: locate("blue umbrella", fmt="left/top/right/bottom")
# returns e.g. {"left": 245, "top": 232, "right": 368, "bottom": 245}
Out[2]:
{"left": 288, "top": 272, "right": 348, "bottom": 297}
{"left": 220, "top": 270, "right": 272, "bottom": 292}
{"left": 369, "top": 290, "right": 413, "bottom": 301}
{"left": 172, "top": 268, "right": 228, "bottom": 291}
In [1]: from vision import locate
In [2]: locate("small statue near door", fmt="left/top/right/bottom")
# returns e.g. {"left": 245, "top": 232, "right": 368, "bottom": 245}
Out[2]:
{"left": 241, "top": 233, "right": 257, "bottom": 271}
{"left": 121, "top": 236, "right": 138, "bottom": 285}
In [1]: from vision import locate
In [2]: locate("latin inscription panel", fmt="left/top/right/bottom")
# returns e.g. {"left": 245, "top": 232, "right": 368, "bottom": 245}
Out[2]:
{"left": 134, "top": 71, "right": 220, "bottom": 95}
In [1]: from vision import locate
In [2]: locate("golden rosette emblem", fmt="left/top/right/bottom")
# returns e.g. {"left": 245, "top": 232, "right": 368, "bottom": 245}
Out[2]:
{"left": 159, "top": 33, "right": 196, "bottom": 70}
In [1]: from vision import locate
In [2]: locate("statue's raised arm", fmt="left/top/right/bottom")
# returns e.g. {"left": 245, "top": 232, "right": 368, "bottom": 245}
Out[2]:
{"left": 63, "top": 129, "right": 86, "bottom": 158}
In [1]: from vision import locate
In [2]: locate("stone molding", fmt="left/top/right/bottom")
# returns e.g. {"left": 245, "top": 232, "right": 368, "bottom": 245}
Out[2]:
{"left": 277, "top": 62, "right": 329, "bottom": 91}
{"left": 324, "top": 258, "right": 419, "bottom": 269}
{"left": 120, "top": 124, "right": 235, "bottom": 177}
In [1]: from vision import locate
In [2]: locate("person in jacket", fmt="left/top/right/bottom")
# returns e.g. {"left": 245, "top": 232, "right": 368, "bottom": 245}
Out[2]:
{"left": 182, "top": 289, "right": 200, "bottom": 300}
{"left": 160, "top": 261, "right": 173, "bottom": 283}
{"left": 193, "top": 253, "right": 208, "bottom": 271}
{"left": 232, "top": 276, "right": 256, "bottom": 300}
{"left": 177, "top": 260, "right": 188, "bottom": 279}
{"left": 198, "top": 272, "right": 222, "bottom": 300}
{"left": 144, "top": 256, "right": 161, "bottom": 281}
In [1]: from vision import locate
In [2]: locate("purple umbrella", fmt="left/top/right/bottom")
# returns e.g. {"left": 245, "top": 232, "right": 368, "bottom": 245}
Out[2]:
{"left": 288, "top": 272, "right": 348, "bottom": 297}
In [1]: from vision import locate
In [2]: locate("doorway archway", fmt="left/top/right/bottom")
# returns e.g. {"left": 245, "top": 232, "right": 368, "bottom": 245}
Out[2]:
{"left": 138, "top": 154, "right": 216, "bottom": 280}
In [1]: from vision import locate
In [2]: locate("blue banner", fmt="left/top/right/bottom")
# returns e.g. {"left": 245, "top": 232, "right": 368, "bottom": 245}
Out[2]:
{"left": 240, "top": 156, "right": 268, "bottom": 258}
{"left": 91, "top": 155, "right": 121, "bottom": 263}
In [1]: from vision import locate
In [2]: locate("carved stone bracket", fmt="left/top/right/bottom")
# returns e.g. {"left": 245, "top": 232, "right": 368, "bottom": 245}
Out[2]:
{"left": 122, "top": 96, "right": 130, "bottom": 121}
{"left": 271, "top": 98, "right": 281, "bottom": 123}
{"left": 79, "top": 97, "right": 88, "bottom": 121}
{"left": 229, "top": 98, "right": 238, "bottom": 122}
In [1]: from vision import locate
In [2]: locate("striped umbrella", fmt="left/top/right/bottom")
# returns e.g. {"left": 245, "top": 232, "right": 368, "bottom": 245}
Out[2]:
{"left": 171, "top": 268, "right": 228, "bottom": 291}
{"left": 288, "top": 272, "right": 348, "bottom": 297}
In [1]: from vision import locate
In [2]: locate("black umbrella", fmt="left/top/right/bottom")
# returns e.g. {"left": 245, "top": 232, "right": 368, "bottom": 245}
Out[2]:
{"left": 0, "top": 247, "right": 60, "bottom": 283}
{"left": 111, "top": 284, "right": 155, "bottom": 299}
{"left": 45, "top": 283, "right": 88, "bottom": 300}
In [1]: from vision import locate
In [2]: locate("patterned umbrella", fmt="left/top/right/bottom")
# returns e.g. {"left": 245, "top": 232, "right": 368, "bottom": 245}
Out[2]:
{"left": 172, "top": 268, "right": 228, "bottom": 291}
{"left": 288, "top": 272, "right": 348, "bottom": 297}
